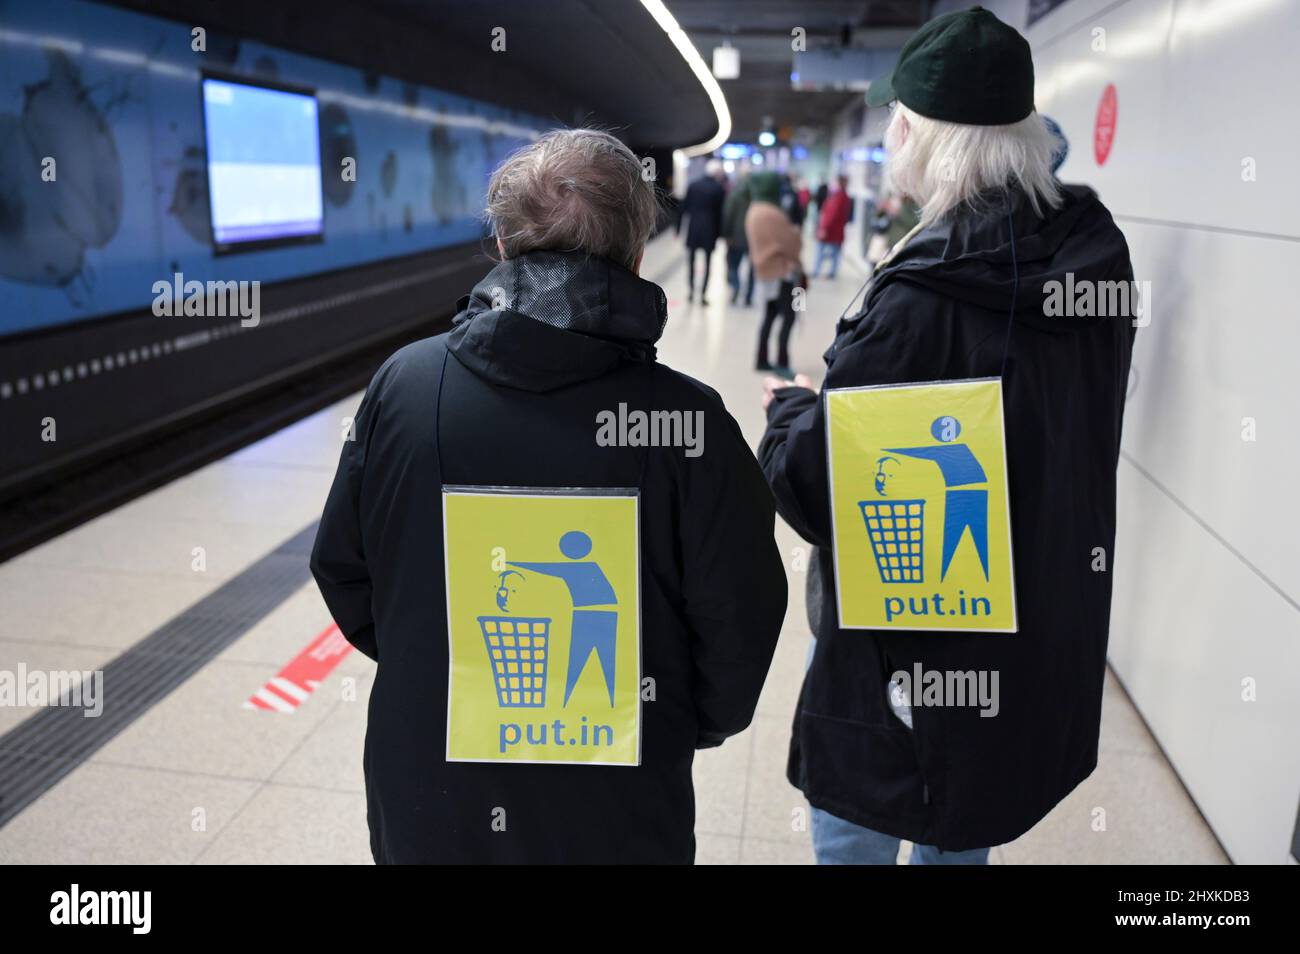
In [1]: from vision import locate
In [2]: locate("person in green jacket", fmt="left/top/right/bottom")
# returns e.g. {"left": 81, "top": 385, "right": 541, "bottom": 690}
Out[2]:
{"left": 722, "top": 176, "right": 754, "bottom": 306}
{"left": 881, "top": 195, "right": 920, "bottom": 251}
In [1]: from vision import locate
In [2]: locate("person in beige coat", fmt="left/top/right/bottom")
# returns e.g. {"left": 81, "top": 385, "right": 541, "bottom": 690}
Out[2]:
{"left": 745, "top": 172, "right": 804, "bottom": 372}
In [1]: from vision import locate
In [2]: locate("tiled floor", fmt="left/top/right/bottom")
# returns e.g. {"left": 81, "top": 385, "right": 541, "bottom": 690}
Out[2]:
{"left": 0, "top": 233, "right": 1227, "bottom": 864}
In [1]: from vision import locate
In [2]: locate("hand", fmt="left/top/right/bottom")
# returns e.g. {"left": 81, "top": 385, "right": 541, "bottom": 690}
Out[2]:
{"left": 762, "top": 373, "right": 815, "bottom": 410}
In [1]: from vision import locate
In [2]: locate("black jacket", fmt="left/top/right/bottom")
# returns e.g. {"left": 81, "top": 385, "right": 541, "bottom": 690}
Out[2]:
{"left": 759, "top": 186, "right": 1136, "bottom": 850}
{"left": 312, "top": 250, "right": 786, "bottom": 863}
{"left": 678, "top": 176, "right": 725, "bottom": 251}
{"left": 721, "top": 183, "right": 751, "bottom": 250}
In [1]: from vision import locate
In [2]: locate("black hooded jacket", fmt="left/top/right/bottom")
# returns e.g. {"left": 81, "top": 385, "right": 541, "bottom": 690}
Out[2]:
{"left": 679, "top": 176, "right": 725, "bottom": 251}
{"left": 759, "top": 185, "right": 1136, "bottom": 849}
{"left": 311, "top": 250, "right": 787, "bottom": 863}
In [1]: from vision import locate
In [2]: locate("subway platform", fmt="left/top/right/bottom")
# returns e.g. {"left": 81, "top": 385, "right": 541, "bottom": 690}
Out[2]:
{"left": 0, "top": 232, "right": 1227, "bottom": 864}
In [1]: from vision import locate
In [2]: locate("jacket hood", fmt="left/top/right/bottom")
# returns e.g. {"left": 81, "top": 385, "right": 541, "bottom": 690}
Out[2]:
{"left": 867, "top": 185, "right": 1133, "bottom": 333}
{"left": 447, "top": 250, "right": 667, "bottom": 392}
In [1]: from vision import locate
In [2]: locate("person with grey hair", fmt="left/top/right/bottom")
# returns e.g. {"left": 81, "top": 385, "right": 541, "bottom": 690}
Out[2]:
{"left": 758, "top": 8, "right": 1136, "bottom": 864}
{"left": 311, "top": 127, "right": 787, "bottom": 864}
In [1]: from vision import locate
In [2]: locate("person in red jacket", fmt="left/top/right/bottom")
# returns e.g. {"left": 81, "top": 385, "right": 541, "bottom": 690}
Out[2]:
{"left": 813, "top": 174, "right": 852, "bottom": 279}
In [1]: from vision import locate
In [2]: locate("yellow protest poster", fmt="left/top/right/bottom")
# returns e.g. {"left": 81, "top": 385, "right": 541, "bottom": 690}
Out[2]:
{"left": 825, "top": 378, "right": 1017, "bottom": 633}
{"left": 442, "top": 487, "right": 641, "bottom": 766}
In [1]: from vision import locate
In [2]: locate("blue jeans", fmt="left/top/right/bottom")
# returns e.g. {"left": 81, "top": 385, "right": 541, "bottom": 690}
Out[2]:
{"left": 811, "top": 807, "right": 990, "bottom": 865}
{"left": 803, "top": 636, "right": 990, "bottom": 865}
{"left": 725, "top": 246, "right": 754, "bottom": 304}
{"left": 813, "top": 241, "right": 842, "bottom": 278}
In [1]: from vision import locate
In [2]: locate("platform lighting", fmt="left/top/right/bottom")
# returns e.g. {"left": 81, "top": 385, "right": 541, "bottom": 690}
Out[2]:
{"left": 638, "top": 0, "right": 733, "bottom": 160}
{"left": 712, "top": 42, "right": 740, "bottom": 80}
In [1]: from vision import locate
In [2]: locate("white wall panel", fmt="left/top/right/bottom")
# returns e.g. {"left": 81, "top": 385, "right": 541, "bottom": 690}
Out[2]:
{"left": 1027, "top": 0, "right": 1300, "bottom": 863}
{"left": 1112, "top": 457, "right": 1300, "bottom": 863}
{"left": 1037, "top": 0, "right": 1178, "bottom": 217}
{"left": 1155, "top": 0, "right": 1298, "bottom": 236}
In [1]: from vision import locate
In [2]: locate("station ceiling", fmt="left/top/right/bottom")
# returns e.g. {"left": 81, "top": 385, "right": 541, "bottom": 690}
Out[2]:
{"left": 114, "top": 0, "right": 931, "bottom": 151}
{"left": 669, "top": 0, "right": 931, "bottom": 143}
{"left": 114, "top": 0, "right": 717, "bottom": 150}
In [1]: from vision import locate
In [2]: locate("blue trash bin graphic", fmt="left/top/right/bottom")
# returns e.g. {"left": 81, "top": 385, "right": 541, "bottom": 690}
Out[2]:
{"left": 478, "top": 616, "right": 550, "bottom": 708}
{"left": 858, "top": 499, "right": 925, "bottom": 584}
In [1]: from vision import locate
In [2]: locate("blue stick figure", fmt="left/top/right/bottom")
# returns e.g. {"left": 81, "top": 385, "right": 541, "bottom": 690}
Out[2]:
{"left": 509, "top": 531, "right": 618, "bottom": 706}
{"left": 886, "top": 415, "right": 990, "bottom": 582}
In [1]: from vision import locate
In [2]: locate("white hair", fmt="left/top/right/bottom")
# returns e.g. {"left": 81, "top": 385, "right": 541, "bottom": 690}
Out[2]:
{"left": 883, "top": 104, "right": 1063, "bottom": 229}
{"left": 704, "top": 158, "right": 725, "bottom": 177}
{"left": 486, "top": 128, "right": 658, "bottom": 270}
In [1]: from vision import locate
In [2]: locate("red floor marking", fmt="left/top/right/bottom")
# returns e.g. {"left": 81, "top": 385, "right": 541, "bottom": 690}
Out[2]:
{"left": 243, "top": 622, "right": 353, "bottom": 712}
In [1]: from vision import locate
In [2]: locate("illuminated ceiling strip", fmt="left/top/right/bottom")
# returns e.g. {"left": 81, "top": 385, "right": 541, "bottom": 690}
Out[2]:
{"left": 637, "top": 0, "right": 732, "bottom": 157}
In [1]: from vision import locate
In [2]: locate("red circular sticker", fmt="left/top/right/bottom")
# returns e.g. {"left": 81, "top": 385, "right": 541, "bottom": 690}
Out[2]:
{"left": 1094, "top": 83, "right": 1117, "bottom": 165}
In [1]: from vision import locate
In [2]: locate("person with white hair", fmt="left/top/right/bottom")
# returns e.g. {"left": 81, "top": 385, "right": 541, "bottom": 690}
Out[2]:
{"left": 757, "top": 7, "right": 1136, "bottom": 864}
{"left": 312, "top": 128, "right": 786, "bottom": 864}
{"left": 677, "top": 158, "right": 727, "bottom": 303}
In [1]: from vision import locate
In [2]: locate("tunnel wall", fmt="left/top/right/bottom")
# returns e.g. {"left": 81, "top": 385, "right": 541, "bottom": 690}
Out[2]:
{"left": 0, "top": 0, "right": 548, "bottom": 495}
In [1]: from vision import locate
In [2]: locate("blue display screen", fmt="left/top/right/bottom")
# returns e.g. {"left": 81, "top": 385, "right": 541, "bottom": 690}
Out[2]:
{"left": 201, "top": 78, "right": 324, "bottom": 247}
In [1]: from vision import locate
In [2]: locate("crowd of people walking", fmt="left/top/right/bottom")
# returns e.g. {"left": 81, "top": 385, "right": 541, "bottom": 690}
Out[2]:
{"left": 676, "top": 162, "right": 916, "bottom": 376}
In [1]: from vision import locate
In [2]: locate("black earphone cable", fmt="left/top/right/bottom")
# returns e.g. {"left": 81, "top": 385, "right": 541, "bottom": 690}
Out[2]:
{"left": 1000, "top": 208, "right": 1019, "bottom": 381}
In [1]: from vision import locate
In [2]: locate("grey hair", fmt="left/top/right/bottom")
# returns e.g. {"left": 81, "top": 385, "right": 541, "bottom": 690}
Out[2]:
{"left": 884, "top": 104, "right": 1063, "bottom": 229}
{"left": 486, "top": 128, "right": 658, "bottom": 270}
